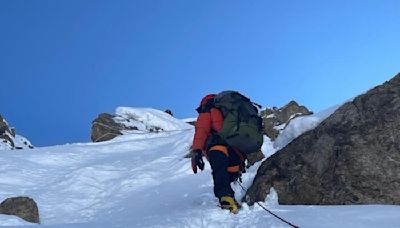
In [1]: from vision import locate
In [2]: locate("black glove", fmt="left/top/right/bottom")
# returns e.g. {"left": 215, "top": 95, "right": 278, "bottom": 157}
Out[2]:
{"left": 191, "top": 149, "right": 205, "bottom": 174}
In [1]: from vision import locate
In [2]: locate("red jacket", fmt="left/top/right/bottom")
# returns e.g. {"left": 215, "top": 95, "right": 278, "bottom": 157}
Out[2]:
{"left": 192, "top": 88, "right": 225, "bottom": 152}
{"left": 192, "top": 108, "right": 224, "bottom": 151}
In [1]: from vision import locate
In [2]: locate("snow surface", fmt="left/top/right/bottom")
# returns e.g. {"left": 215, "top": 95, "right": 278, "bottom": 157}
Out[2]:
{"left": 115, "top": 107, "right": 192, "bottom": 132}
{"left": 0, "top": 137, "right": 13, "bottom": 150}
{"left": 273, "top": 105, "right": 340, "bottom": 150}
{"left": 1, "top": 108, "right": 399, "bottom": 227}
{"left": 0, "top": 132, "right": 33, "bottom": 151}
{"left": 14, "top": 135, "right": 34, "bottom": 149}
{"left": 0, "top": 215, "right": 35, "bottom": 226}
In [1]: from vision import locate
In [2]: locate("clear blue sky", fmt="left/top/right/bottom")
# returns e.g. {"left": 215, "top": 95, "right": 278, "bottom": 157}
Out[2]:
{"left": 1, "top": 0, "right": 399, "bottom": 146}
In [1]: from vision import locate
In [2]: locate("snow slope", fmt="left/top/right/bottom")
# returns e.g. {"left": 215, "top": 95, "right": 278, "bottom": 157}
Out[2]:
{"left": 0, "top": 133, "right": 33, "bottom": 151}
{"left": 1, "top": 109, "right": 399, "bottom": 228}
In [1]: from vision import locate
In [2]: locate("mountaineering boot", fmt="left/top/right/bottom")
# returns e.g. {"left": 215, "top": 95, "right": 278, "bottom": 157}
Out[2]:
{"left": 220, "top": 196, "right": 240, "bottom": 214}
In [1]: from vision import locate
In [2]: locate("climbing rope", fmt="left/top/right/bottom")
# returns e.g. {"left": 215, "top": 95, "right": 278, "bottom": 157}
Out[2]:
{"left": 237, "top": 182, "right": 300, "bottom": 228}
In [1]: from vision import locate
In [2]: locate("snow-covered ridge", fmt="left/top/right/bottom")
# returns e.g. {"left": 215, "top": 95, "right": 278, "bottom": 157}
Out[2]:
{"left": 0, "top": 115, "right": 34, "bottom": 150}
{"left": 91, "top": 108, "right": 193, "bottom": 143}
{"left": 115, "top": 107, "right": 193, "bottom": 132}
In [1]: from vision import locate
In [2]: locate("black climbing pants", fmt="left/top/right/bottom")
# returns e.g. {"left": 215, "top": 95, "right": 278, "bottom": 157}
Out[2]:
{"left": 208, "top": 147, "right": 243, "bottom": 199}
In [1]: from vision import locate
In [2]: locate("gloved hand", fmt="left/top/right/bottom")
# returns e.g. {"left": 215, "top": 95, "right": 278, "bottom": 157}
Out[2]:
{"left": 191, "top": 149, "right": 205, "bottom": 174}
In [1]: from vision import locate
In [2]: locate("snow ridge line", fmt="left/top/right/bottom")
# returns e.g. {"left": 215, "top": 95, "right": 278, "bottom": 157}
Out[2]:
{"left": 92, "top": 121, "right": 193, "bottom": 142}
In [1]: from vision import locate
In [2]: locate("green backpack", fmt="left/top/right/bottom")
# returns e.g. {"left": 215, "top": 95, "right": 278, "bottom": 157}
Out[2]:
{"left": 213, "top": 91, "right": 263, "bottom": 154}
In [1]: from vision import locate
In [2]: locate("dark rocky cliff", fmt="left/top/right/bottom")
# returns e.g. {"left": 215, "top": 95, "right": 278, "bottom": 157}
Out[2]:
{"left": 245, "top": 73, "right": 400, "bottom": 205}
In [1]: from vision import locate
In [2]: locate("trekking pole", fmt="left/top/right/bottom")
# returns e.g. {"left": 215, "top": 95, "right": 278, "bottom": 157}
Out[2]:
{"left": 237, "top": 182, "right": 300, "bottom": 228}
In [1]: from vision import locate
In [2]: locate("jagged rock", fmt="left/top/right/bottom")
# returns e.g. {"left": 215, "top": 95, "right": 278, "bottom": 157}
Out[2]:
{"left": 2, "top": 134, "right": 15, "bottom": 148}
{"left": 261, "top": 101, "right": 312, "bottom": 140}
{"left": 91, "top": 113, "right": 124, "bottom": 142}
{"left": 276, "top": 101, "right": 312, "bottom": 123}
{"left": 10, "top": 127, "right": 16, "bottom": 137}
{"left": 0, "top": 197, "right": 40, "bottom": 224}
{"left": 0, "top": 115, "right": 33, "bottom": 150}
{"left": 244, "top": 73, "right": 400, "bottom": 205}
{"left": 0, "top": 115, "right": 9, "bottom": 135}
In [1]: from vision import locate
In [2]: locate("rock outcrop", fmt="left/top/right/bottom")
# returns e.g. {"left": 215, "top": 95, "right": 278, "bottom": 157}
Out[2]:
{"left": 91, "top": 113, "right": 126, "bottom": 142}
{"left": 245, "top": 73, "right": 400, "bottom": 205}
{"left": 0, "top": 115, "right": 34, "bottom": 150}
{"left": 261, "top": 101, "right": 312, "bottom": 140}
{"left": 0, "top": 197, "right": 39, "bottom": 224}
{"left": 91, "top": 108, "right": 192, "bottom": 142}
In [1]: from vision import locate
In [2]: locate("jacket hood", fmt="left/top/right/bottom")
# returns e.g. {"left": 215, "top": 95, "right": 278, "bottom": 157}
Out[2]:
{"left": 200, "top": 94, "right": 216, "bottom": 106}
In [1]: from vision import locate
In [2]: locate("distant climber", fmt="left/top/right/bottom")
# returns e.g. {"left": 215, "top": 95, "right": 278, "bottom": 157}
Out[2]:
{"left": 191, "top": 91, "right": 263, "bottom": 213}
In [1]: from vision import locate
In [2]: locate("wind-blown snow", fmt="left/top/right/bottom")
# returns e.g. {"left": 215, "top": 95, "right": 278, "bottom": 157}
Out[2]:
{"left": 0, "top": 108, "right": 399, "bottom": 228}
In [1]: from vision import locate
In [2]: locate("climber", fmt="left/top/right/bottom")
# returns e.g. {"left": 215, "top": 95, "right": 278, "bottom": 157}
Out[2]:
{"left": 191, "top": 91, "right": 263, "bottom": 214}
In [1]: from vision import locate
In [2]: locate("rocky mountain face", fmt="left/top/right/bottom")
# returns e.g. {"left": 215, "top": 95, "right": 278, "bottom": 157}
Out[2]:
{"left": 245, "top": 73, "right": 400, "bottom": 205}
{"left": 0, "top": 114, "right": 33, "bottom": 150}
{"left": 261, "top": 101, "right": 313, "bottom": 140}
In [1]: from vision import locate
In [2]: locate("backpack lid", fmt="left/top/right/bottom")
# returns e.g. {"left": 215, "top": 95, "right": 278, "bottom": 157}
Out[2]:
{"left": 196, "top": 94, "right": 217, "bottom": 113}
{"left": 200, "top": 94, "right": 216, "bottom": 105}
